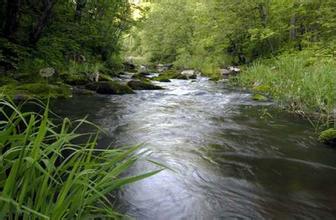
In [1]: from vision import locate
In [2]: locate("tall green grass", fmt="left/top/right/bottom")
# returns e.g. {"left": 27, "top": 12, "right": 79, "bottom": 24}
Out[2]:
{"left": 0, "top": 99, "right": 162, "bottom": 219}
{"left": 236, "top": 50, "right": 336, "bottom": 127}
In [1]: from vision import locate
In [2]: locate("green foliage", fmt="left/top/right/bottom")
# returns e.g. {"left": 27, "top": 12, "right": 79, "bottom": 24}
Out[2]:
{"left": 0, "top": 83, "right": 72, "bottom": 99}
{"left": 0, "top": 99, "right": 162, "bottom": 219}
{"left": 128, "top": 0, "right": 336, "bottom": 69}
{"left": 0, "top": 0, "right": 133, "bottom": 75}
{"left": 237, "top": 50, "right": 336, "bottom": 122}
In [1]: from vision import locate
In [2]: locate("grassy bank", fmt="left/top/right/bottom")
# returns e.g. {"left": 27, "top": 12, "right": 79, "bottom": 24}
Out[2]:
{"left": 233, "top": 50, "right": 336, "bottom": 128}
{"left": 0, "top": 99, "right": 161, "bottom": 219}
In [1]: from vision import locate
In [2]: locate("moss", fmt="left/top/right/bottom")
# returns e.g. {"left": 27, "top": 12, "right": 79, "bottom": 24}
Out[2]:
{"left": 319, "top": 128, "right": 336, "bottom": 146}
{"left": 127, "top": 80, "right": 163, "bottom": 90}
{"left": 1, "top": 83, "right": 72, "bottom": 99}
{"left": 61, "top": 73, "right": 89, "bottom": 85}
{"left": 86, "top": 81, "right": 134, "bottom": 95}
{"left": 132, "top": 73, "right": 147, "bottom": 80}
{"left": 152, "top": 70, "right": 185, "bottom": 81}
{"left": 252, "top": 94, "right": 268, "bottom": 101}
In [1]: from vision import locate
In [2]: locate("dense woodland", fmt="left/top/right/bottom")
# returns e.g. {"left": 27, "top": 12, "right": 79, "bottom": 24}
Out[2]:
{"left": 128, "top": 0, "right": 336, "bottom": 67}
{"left": 0, "top": 0, "right": 132, "bottom": 74}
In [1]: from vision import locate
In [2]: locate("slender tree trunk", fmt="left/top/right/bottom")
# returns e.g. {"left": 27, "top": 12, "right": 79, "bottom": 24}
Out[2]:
{"left": 29, "top": 0, "right": 56, "bottom": 45}
{"left": 3, "top": 0, "right": 21, "bottom": 40}
{"left": 258, "top": 3, "right": 274, "bottom": 54}
{"left": 75, "top": 0, "right": 87, "bottom": 22}
{"left": 290, "top": 15, "right": 296, "bottom": 40}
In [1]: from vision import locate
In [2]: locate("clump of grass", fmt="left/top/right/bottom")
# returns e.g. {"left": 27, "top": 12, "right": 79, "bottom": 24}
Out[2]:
{"left": 235, "top": 49, "right": 336, "bottom": 126}
{"left": 0, "top": 99, "right": 162, "bottom": 219}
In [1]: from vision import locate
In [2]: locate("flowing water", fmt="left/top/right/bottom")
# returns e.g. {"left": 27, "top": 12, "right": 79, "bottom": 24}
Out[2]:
{"left": 54, "top": 78, "right": 336, "bottom": 219}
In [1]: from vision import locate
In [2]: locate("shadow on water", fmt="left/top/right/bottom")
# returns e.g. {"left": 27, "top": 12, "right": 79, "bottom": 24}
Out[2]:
{"left": 53, "top": 78, "right": 336, "bottom": 219}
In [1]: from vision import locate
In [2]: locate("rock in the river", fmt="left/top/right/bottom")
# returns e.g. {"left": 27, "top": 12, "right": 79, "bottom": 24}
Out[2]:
{"left": 220, "top": 66, "right": 241, "bottom": 78}
{"left": 86, "top": 81, "right": 134, "bottom": 95}
{"left": 181, "top": 70, "right": 199, "bottom": 79}
{"left": 157, "top": 64, "right": 173, "bottom": 72}
{"left": 139, "top": 65, "right": 149, "bottom": 75}
{"left": 252, "top": 94, "right": 268, "bottom": 101}
{"left": 319, "top": 128, "right": 336, "bottom": 147}
{"left": 127, "top": 80, "right": 163, "bottom": 90}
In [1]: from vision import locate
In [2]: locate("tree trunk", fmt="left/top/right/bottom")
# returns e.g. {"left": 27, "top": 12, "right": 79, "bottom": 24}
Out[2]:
{"left": 290, "top": 15, "right": 296, "bottom": 40}
{"left": 75, "top": 0, "right": 87, "bottom": 22}
{"left": 29, "top": 0, "right": 56, "bottom": 45}
{"left": 3, "top": 0, "right": 21, "bottom": 40}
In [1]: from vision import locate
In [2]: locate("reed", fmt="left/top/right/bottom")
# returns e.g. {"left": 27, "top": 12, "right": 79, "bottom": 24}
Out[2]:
{"left": 0, "top": 99, "right": 162, "bottom": 219}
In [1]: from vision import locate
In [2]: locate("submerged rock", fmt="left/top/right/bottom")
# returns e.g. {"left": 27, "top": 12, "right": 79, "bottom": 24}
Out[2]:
{"left": 319, "top": 128, "right": 336, "bottom": 147}
{"left": 86, "top": 81, "right": 134, "bottom": 95}
{"left": 127, "top": 80, "right": 163, "bottom": 90}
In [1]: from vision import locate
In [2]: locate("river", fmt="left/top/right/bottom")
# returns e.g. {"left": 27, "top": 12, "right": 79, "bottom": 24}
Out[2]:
{"left": 54, "top": 78, "right": 336, "bottom": 219}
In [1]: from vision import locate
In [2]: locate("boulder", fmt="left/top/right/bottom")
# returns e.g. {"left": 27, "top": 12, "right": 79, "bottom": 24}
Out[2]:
{"left": 220, "top": 66, "right": 241, "bottom": 78}
{"left": 319, "top": 128, "right": 336, "bottom": 147}
{"left": 139, "top": 65, "right": 149, "bottom": 75}
{"left": 157, "top": 63, "right": 173, "bottom": 72}
{"left": 39, "top": 67, "right": 55, "bottom": 78}
{"left": 127, "top": 80, "right": 163, "bottom": 90}
{"left": 86, "top": 81, "right": 134, "bottom": 95}
{"left": 181, "top": 69, "right": 198, "bottom": 79}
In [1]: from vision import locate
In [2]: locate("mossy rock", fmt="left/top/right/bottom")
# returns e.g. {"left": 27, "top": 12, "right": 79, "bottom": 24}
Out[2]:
{"left": 86, "top": 81, "right": 134, "bottom": 95}
{"left": 319, "top": 128, "right": 336, "bottom": 146}
{"left": 127, "top": 80, "right": 163, "bottom": 90}
{"left": 132, "top": 73, "right": 147, "bottom": 80}
{"left": 252, "top": 94, "right": 268, "bottom": 101}
{"left": 61, "top": 73, "right": 89, "bottom": 86}
{"left": 1, "top": 83, "right": 72, "bottom": 99}
{"left": 152, "top": 70, "right": 186, "bottom": 81}
{"left": 99, "top": 73, "right": 113, "bottom": 82}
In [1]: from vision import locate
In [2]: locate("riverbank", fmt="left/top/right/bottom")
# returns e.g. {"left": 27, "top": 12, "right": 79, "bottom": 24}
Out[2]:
{"left": 228, "top": 50, "right": 336, "bottom": 144}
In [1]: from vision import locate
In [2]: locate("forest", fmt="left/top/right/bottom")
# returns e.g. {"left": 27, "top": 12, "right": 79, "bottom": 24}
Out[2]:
{"left": 0, "top": 0, "right": 336, "bottom": 219}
